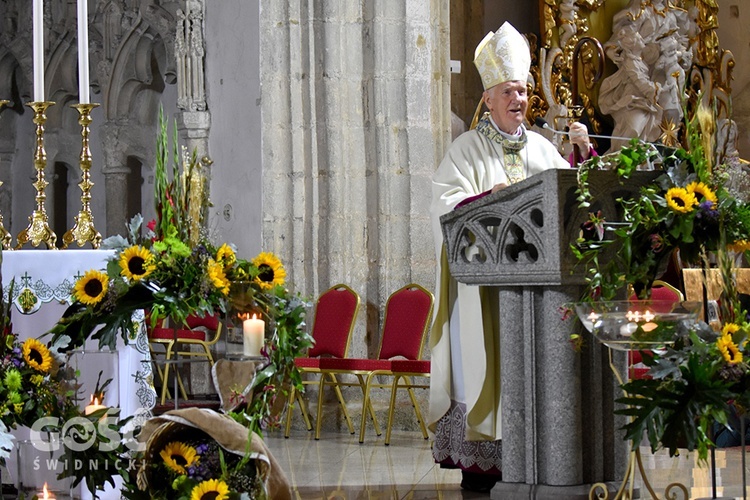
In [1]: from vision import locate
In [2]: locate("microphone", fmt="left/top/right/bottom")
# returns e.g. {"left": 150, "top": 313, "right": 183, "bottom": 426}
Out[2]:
{"left": 533, "top": 117, "right": 636, "bottom": 142}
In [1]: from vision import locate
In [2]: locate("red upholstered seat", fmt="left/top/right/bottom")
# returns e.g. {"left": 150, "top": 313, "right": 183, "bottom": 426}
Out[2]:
{"left": 284, "top": 284, "right": 360, "bottom": 439}
{"left": 627, "top": 280, "right": 683, "bottom": 380}
{"left": 294, "top": 357, "right": 322, "bottom": 369}
{"left": 150, "top": 326, "right": 207, "bottom": 342}
{"left": 318, "top": 358, "right": 391, "bottom": 372}
{"left": 390, "top": 359, "right": 430, "bottom": 374}
{"left": 148, "top": 312, "right": 223, "bottom": 405}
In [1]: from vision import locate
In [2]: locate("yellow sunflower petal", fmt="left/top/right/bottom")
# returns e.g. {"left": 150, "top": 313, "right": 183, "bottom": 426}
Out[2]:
{"left": 73, "top": 269, "right": 109, "bottom": 305}
{"left": 252, "top": 252, "right": 286, "bottom": 290}
{"left": 208, "top": 259, "right": 231, "bottom": 295}
{"left": 22, "top": 338, "right": 52, "bottom": 373}
{"left": 717, "top": 334, "right": 743, "bottom": 365}
{"left": 665, "top": 187, "right": 698, "bottom": 214}
{"left": 159, "top": 441, "right": 198, "bottom": 475}
{"left": 119, "top": 245, "right": 155, "bottom": 281}
{"left": 190, "top": 479, "right": 230, "bottom": 500}
{"left": 216, "top": 243, "right": 236, "bottom": 268}
{"left": 686, "top": 181, "right": 718, "bottom": 204}
{"left": 728, "top": 240, "right": 750, "bottom": 253}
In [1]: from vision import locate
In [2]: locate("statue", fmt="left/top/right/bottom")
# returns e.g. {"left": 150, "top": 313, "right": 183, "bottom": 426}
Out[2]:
{"left": 600, "top": 0, "right": 695, "bottom": 150}
{"left": 598, "top": 26, "right": 662, "bottom": 151}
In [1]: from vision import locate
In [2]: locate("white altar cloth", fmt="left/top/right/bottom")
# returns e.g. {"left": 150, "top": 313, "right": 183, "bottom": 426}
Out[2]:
{"left": 1, "top": 250, "right": 156, "bottom": 497}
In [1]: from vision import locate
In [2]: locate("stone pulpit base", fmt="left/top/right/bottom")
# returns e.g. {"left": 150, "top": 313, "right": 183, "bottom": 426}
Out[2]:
{"left": 440, "top": 168, "right": 658, "bottom": 499}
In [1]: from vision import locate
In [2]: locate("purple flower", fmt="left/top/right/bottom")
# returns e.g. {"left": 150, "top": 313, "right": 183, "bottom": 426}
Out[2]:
{"left": 696, "top": 200, "right": 719, "bottom": 221}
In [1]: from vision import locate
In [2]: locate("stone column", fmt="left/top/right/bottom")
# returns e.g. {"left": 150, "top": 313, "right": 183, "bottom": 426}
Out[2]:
{"left": 100, "top": 123, "right": 131, "bottom": 237}
{"left": 176, "top": 111, "right": 211, "bottom": 160}
{"left": 259, "top": 1, "right": 449, "bottom": 359}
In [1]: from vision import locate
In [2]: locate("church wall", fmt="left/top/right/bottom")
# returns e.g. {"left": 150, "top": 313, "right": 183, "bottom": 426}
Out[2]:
{"left": 204, "top": 0, "right": 262, "bottom": 259}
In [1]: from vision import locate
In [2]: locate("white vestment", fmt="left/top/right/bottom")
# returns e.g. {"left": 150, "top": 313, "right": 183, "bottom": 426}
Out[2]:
{"left": 429, "top": 121, "right": 568, "bottom": 441}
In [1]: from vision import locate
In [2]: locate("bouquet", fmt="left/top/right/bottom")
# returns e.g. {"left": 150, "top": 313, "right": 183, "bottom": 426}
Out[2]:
{"left": 124, "top": 408, "right": 291, "bottom": 499}
{"left": 571, "top": 102, "right": 750, "bottom": 462}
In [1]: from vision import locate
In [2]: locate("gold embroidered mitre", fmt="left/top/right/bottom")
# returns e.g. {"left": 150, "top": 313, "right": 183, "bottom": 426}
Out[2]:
{"left": 473, "top": 22, "right": 531, "bottom": 90}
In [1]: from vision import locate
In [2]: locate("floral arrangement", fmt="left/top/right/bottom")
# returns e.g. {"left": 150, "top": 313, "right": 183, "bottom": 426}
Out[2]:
{"left": 573, "top": 108, "right": 750, "bottom": 302}
{"left": 0, "top": 281, "right": 68, "bottom": 459}
{"left": 43, "top": 108, "right": 311, "bottom": 497}
{"left": 571, "top": 103, "right": 750, "bottom": 462}
{"left": 125, "top": 427, "right": 261, "bottom": 500}
{"left": 0, "top": 277, "right": 131, "bottom": 497}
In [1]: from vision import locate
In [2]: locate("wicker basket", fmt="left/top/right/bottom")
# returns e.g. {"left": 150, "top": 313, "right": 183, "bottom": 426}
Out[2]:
{"left": 135, "top": 408, "right": 290, "bottom": 499}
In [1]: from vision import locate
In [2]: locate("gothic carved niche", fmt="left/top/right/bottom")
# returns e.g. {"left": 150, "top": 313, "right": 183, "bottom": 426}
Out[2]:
{"left": 531, "top": 0, "right": 734, "bottom": 152}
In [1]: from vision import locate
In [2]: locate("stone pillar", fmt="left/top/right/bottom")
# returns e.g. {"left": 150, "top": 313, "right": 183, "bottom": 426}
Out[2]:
{"left": 259, "top": 1, "right": 449, "bottom": 356}
{"left": 176, "top": 111, "right": 211, "bottom": 165}
{"left": 100, "top": 124, "right": 131, "bottom": 237}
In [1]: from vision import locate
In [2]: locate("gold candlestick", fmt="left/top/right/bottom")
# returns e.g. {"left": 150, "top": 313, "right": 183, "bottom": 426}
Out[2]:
{"left": 63, "top": 103, "right": 102, "bottom": 249}
{"left": 0, "top": 100, "right": 11, "bottom": 249}
{"left": 16, "top": 101, "right": 57, "bottom": 249}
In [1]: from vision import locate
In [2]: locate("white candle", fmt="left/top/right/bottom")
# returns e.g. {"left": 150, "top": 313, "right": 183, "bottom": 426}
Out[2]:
{"left": 77, "top": 0, "right": 89, "bottom": 104}
{"left": 242, "top": 314, "right": 264, "bottom": 357}
{"left": 84, "top": 394, "right": 106, "bottom": 416}
{"left": 33, "top": 0, "right": 44, "bottom": 102}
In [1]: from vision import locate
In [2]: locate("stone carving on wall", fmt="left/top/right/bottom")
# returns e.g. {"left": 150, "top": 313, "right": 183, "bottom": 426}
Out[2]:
{"left": 176, "top": 0, "right": 206, "bottom": 112}
{"left": 0, "top": 0, "right": 210, "bottom": 239}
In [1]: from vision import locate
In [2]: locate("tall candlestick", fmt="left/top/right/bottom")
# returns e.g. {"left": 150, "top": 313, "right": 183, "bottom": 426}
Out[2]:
{"left": 77, "top": 0, "right": 89, "bottom": 104}
{"left": 33, "top": 0, "right": 44, "bottom": 102}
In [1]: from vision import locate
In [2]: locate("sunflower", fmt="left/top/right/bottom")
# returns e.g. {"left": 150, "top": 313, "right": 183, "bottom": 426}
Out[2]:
{"left": 728, "top": 240, "right": 750, "bottom": 253}
{"left": 252, "top": 252, "right": 286, "bottom": 290}
{"left": 208, "top": 259, "right": 231, "bottom": 296}
{"left": 723, "top": 323, "right": 741, "bottom": 337}
{"left": 73, "top": 270, "right": 109, "bottom": 305}
{"left": 686, "top": 181, "right": 718, "bottom": 204}
{"left": 718, "top": 334, "right": 743, "bottom": 365}
{"left": 119, "top": 245, "right": 155, "bottom": 281}
{"left": 22, "top": 338, "right": 52, "bottom": 373}
{"left": 216, "top": 243, "right": 236, "bottom": 268}
{"left": 190, "top": 479, "right": 231, "bottom": 500}
{"left": 159, "top": 441, "right": 198, "bottom": 475}
{"left": 665, "top": 187, "right": 697, "bottom": 214}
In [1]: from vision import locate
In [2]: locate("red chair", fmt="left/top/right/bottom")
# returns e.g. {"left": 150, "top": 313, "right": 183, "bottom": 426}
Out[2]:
{"left": 318, "top": 283, "right": 434, "bottom": 443}
{"left": 628, "top": 280, "right": 683, "bottom": 380}
{"left": 148, "top": 313, "right": 223, "bottom": 405}
{"left": 283, "top": 284, "right": 360, "bottom": 438}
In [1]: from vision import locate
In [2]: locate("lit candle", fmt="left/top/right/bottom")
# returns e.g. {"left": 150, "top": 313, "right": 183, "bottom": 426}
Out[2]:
{"left": 84, "top": 394, "right": 106, "bottom": 416}
{"left": 76, "top": 0, "right": 89, "bottom": 104}
{"left": 242, "top": 314, "right": 264, "bottom": 357}
{"left": 32, "top": 0, "right": 44, "bottom": 102}
{"left": 40, "top": 482, "right": 54, "bottom": 499}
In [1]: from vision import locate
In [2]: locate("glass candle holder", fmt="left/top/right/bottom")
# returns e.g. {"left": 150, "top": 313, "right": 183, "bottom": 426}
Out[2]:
{"left": 64, "top": 350, "right": 120, "bottom": 413}
{"left": 16, "top": 439, "right": 73, "bottom": 499}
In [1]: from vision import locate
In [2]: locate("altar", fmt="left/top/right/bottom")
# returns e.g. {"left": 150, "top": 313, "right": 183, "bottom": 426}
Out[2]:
{"left": 1, "top": 249, "right": 156, "bottom": 498}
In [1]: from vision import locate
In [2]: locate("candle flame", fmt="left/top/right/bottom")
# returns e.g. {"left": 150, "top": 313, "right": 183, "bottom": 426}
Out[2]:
{"left": 90, "top": 394, "right": 101, "bottom": 406}
{"left": 252, "top": 313, "right": 257, "bottom": 320}
{"left": 42, "top": 483, "right": 52, "bottom": 499}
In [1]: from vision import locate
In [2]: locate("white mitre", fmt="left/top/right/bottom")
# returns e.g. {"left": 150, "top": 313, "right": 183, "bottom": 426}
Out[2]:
{"left": 473, "top": 22, "right": 531, "bottom": 90}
